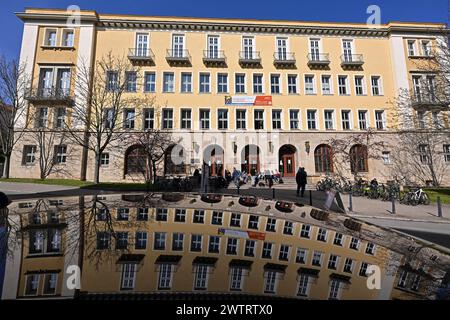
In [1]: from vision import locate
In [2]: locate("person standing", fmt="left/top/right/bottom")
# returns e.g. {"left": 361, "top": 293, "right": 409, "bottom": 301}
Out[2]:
{"left": 296, "top": 167, "right": 308, "bottom": 197}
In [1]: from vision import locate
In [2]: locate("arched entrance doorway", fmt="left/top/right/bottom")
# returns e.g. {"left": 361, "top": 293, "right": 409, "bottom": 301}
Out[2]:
{"left": 164, "top": 144, "right": 186, "bottom": 175}
{"left": 241, "top": 144, "right": 260, "bottom": 175}
{"left": 203, "top": 145, "right": 224, "bottom": 176}
{"left": 279, "top": 144, "right": 297, "bottom": 177}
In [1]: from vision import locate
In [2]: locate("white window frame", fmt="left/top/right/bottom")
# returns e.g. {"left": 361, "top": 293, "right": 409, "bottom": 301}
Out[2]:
{"left": 337, "top": 75, "right": 349, "bottom": 96}
{"left": 354, "top": 75, "right": 366, "bottom": 96}
{"left": 199, "top": 72, "right": 211, "bottom": 94}
{"left": 287, "top": 74, "right": 298, "bottom": 94}
{"left": 304, "top": 74, "right": 316, "bottom": 95}
{"left": 180, "top": 72, "right": 193, "bottom": 93}
{"left": 121, "top": 263, "right": 137, "bottom": 290}
{"left": 61, "top": 29, "right": 75, "bottom": 47}
{"left": 272, "top": 109, "right": 283, "bottom": 130}
{"left": 306, "top": 109, "right": 317, "bottom": 130}
{"left": 235, "top": 109, "right": 247, "bottom": 130}
{"left": 264, "top": 271, "right": 278, "bottom": 294}
{"left": 162, "top": 72, "right": 175, "bottom": 93}
{"left": 324, "top": 110, "right": 335, "bottom": 130}
{"left": 217, "top": 73, "right": 229, "bottom": 94}
{"left": 371, "top": 75, "right": 384, "bottom": 96}
{"left": 158, "top": 264, "right": 173, "bottom": 290}
{"left": 43, "top": 28, "right": 58, "bottom": 47}
{"left": 235, "top": 73, "right": 247, "bottom": 94}
{"left": 252, "top": 73, "right": 264, "bottom": 94}
{"left": 321, "top": 75, "right": 333, "bottom": 95}
{"left": 375, "top": 110, "right": 387, "bottom": 130}
{"left": 289, "top": 109, "right": 300, "bottom": 130}
{"left": 270, "top": 73, "right": 282, "bottom": 94}
{"left": 194, "top": 264, "right": 209, "bottom": 290}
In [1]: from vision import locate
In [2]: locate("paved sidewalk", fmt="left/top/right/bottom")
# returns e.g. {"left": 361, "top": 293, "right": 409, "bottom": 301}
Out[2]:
{"left": 0, "top": 182, "right": 78, "bottom": 195}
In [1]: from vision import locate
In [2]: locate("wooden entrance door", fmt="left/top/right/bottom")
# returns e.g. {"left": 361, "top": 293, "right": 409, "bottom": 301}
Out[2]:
{"left": 282, "top": 154, "right": 295, "bottom": 177}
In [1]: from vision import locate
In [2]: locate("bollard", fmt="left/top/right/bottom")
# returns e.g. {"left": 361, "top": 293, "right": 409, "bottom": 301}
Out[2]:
{"left": 272, "top": 188, "right": 275, "bottom": 199}
{"left": 391, "top": 197, "right": 396, "bottom": 215}
{"left": 237, "top": 184, "right": 240, "bottom": 195}
{"left": 349, "top": 192, "right": 353, "bottom": 212}
{"left": 309, "top": 190, "right": 313, "bottom": 206}
{"left": 437, "top": 196, "right": 443, "bottom": 218}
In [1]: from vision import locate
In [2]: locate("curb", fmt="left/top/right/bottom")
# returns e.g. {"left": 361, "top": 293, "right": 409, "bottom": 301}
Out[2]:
{"left": 348, "top": 214, "right": 450, "bottom": 224}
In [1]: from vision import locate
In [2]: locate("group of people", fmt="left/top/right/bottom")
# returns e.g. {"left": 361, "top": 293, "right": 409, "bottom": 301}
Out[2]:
{"left": 227, "top": 168, "right": 282, "bottom": 188}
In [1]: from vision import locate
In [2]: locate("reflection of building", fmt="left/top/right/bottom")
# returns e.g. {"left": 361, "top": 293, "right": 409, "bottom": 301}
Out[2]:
{"left": 0, "top": 104, "right": 13, "bottom": 178}
{"left": 11, "top": 8, "right": 450, "bottom": 183}
{"left": 2, "top": 193, "right": 448, "bottom": 300}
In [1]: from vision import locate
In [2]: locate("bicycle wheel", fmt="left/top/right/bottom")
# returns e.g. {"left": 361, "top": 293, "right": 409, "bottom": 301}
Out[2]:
{"left": 421, "top": 194, "right": 430, "bottom": 205}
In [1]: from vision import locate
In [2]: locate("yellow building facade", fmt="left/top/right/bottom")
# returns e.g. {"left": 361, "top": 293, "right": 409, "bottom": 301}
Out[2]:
{"left": 10, "top": 8, "right": 450, "bottom": 183}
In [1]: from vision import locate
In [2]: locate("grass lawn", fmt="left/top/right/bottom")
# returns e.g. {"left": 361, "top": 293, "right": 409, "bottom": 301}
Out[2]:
{"left": 424, "top": 188, "right": 450, "bottom": 205}
{"left": 0, "top": 178, "right": 93, "bottom": 187}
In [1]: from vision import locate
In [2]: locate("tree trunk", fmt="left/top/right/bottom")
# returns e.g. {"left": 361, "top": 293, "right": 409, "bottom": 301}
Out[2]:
{"left": 2, "top": 155, "right": 10, "bottom": 179}
{"left": 152, "top": 160, "right": 157, "bottom": 184}
{"left": 94, "top": 153, "right": 101, "bottom": 184}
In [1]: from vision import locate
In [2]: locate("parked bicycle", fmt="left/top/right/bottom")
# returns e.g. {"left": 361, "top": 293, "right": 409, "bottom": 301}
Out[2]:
{"left": 400, "top": 188, "right": 430, "bottom": 206}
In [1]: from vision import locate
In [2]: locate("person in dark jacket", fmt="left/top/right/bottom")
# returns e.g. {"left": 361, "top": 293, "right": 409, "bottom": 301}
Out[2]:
{"left": 296, "top": 167, "right": 308, "bottom": 197}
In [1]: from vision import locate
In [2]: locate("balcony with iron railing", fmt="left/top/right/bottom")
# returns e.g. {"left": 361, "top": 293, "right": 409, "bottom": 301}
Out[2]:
{"left": 239, "top": 51, "right": 261, "bottom": 66}
{"left": 411, "top": 92, "right": 449, "bottom": 109}
{"left": 128, "top": 48, "right": 155, "bottom": 63}
{"left": 340, "top": 54, "right": 364, "bottom": 67}
{"left": 307, "top": 53, "right": 331, "bottom": 67}
{"left": 25, "top": 86, "right": 74, "bottom": 106}
{"left": 203, "top": 50, "right": 226, "bottom": 65}
{"left": 273, "top": 52, "right": 296, "bottom": 66}
{"left": 166, "top": 49, "right": 191, "bottom": 64}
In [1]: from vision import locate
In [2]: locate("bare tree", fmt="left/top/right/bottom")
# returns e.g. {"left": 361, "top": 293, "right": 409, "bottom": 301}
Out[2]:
{"left": 67, "top": 52, "right": 153, "bottom": 184}
{"left": 0, "top": 56, "right": 30, "bottom": 178}
{"left": 327, "top": 128, "right": 386, "bottom": 181}
{"left": 391, "top": 34, "right": 450, "bottom": 186}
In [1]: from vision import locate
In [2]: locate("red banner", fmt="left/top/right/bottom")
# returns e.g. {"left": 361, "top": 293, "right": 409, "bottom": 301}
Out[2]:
{"left": 254, "top": 96, "right": 272, "bottom": 106}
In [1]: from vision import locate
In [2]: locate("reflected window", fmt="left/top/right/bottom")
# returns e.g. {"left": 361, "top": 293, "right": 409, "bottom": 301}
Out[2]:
{"left": 349, "top": 237, "right": 360, "bottom": 250}
{"left": 156, "top": 208, "right": 168, "bottom": 221}
{"left": 154, "top": 232, "right": 166, "bottom": 250}
{"left": 264, "top": 271, "right": 278, "bottom": 294}
{"left": 116, "top": 232, "right": 128, "bottom": 250}
{"left": 230, "top": 267, "right": 244, "bottom": 291}
{"left": 244, "top": 240, "right": 255, "bottom": 257}
{"left": 172, "top": 233, "right": 184, "bottom": 251}
{"left": 137, "top": 208, "right": 149, "bottom": 221}
{"left": 312, "top": 251, "right": 323, "bottom": 267}
{"left": 333, "top": 233, "right": 344, "bottom": 246}
{"left": 117, "top": 208, "right": 129, "bottom": 221}
{"left": 283, "top": 221, "right": 294, "bottom": 235}
{"left": 193, "top": 210, "right": 205, "bottom": 224}
{"left": 297, "top": 274, "right": 310, "bottom": 297}
{"left": 248, "top": 215, "right": 259, "bottom": 230}
{"left": 194, "top": 265, "right": 209, "bottom": 290}
{"left": 359, "top": 262, "right": 369, "bottom": 277}
{"left": 43, "top": 273, "right": 58, "bottom": 295}
{"left": 296, "top": 248, "right": 308, "bottom": 264}
{"left": 230, "top": 213, "right": 241, "bottom": 227}
{"left": 191, "top": 234, "right": 202, "bottom": 252}
{"left": 266, "top": 218, "right": 277, "bottom": 232}
{"left": 208, "top": 236, "right": 220, "bottom": 253}
{"left": 25, "top": 274, "right": 40, "bottom": 296}
{"left": 328, "top": 254, "right": 339, "bottom": 270}
{"left": 174, "top": 209, "right": 186, "bottom": 222}
{"left": 317, "top": 228, "right": 327, "bottom": 242}
{"left": 226, "top": 238, "right": 238, "bottom": 255}
{"left": 279, "top": 245, "right": 290, "bottom": 261}
{"left": 135, "top": 231, "right": 147, "bottom": 250}
{"left": 343, "top": 258, "right": 354, "bottom": 274}
{"left": 398, "top": 270, "right": 408, "bottom": 288}
{"left": 121, "top": 264, "right": 136, "bottom": 290}
{"left": 158, "top": 264, "right": 173, "bottom": 290}
{"left": 96, "top": 232, "right": 111, "bottom": 250}
{"left": 329, "top": 279, "right": 341, "bottom": 300}
{"left": 300, "top": 224, "right": 311, "bottom": 238}
{"left": 365, "top": 243, "right": 376, "bottom": 255}
{"left": 262, "top": 242, "right": 273, "bottom": 259}
{"left": 211, "top": 211, "right": 223, "bottom": 225}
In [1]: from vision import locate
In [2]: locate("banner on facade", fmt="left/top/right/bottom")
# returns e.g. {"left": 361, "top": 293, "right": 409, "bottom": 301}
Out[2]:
{"left": 218, "top": 228, "right": 266, "bottom": 240}
{"left": 225, "top": 95, "right": 272, "bottom": 106}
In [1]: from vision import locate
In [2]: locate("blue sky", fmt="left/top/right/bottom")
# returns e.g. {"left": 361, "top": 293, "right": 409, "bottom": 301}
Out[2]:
{"left": 1, "top": 0, "right": 448, "bottom": 59}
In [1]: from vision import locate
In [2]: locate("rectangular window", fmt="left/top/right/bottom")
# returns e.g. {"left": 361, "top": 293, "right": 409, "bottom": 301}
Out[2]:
{"left": 54, "top": 145, "right": 67, "bottom": 164}
{"left": 230, "top": 213, "right": 241, "bottom": 227}
{"left": 408, "top": 40, "right": 416, "bottom": 56}
{"left": 172, "top": 233, "right": 184, "bottom": 251}
{"left": 307, "top": 110, "right": 317, "bottom": 130}
{"left": 317, "top": 228, "right": 327, "bottom": 242}
{"left": 432, "top": 111, "right": 440, "bottom": 129}
{"left": 349, "top": 237, "right": 360, "bottom": 250}
{"left": 328, "top": 254, "right": 339, "bottom": 270}
{"left": 54, "top": 107, "right": 66, "bottom": 129}
{"left": 211, "top": 211, "right": 223, "bottom": 225}
{"left": 253, "top": 74, "right": 263, "bottom": 94}
{"left": 266, "top": 218, "right": 277, "bottom": 232}
{"left": 290, "top": 110, "right": 300, "bottom": 129}
{"left": 194, "top": 265, "right": 209, "bottom": 290}
{"left": 125, "top": 71, "right": 137, "bottom": 92}
{"left": 45, "top": 29, "right": 57, "bottom": 46}
{"left": 397, "top": 270, "right": 408, "bottom": 288}
{"left": 244, "top": 240, "right": 256, "bottom": 257}
{"left": 419, "top": 144, "right": 430, "bottom": 164}
{"left": 25, "top": 274, "right": 40, "bottom": 296}
{"left": 296, "top": 248, "right": 308, "bottom": 264}
{"left": 288, "top": 74, "right": 299, "bottom": 94}
{"left": 242, "top": 36, "right": 255, "bottom": 59}
{"left": 343, "top": 258, "right": 354, "bottom": 273}
{"left": 329, "top": 279, "right": 341, "bottom": 299}
{"left": 264, "top": 271, "right": 277, "bottom": 293}
{"left": 341, "top": 110, "right": 351, "bottom": 130}
{"left": 359, "top": 262, "right": 369, "bottom": 277}
{"left": 181, "top": 73, "right": 192, "bottom": 93}
{"left": 417, "top": 111, "right": 426, "bottom": 129}
{"left": 36, "top": 107, "right": 48, "bottom": 128}
{"left": 355, "top": 76, "right": 365, "bottom": 95}
{"left": 342, "top": 39, "right": 353, "bottom": 61}
{"left": 180, "top": 109, "right": 192, "bottom": 129}
{"left": 199, "top": 73, "right": 210, "bottom": 93}
{"left": 371, "top": 76, "right": 382, "bottom": 95}
{"left": 172, "top": 34, "right": 185, "bottom": 57}
{"left": 193, "top": 210, "right": 205, "bottom": 224}
{"left": 226, "top": 237, "right": 238, "bottom": 255}
{"left": 158, "top": 264, "right": 173, "bottom": 290}
{"left": 43, "top": 273, "right": 58, "bottom": 295}
{"left": 217, "top": 73, "right": 228, "bottom": 93}
{"left": 358, "top": 111, "right": 368, "bottom": 130}
{"left": 444, "top": 145, "right": 450, "bottom": 163}
{"left": 312, "top": 251, "right": 322, "bottom": 266}
{"left": 124, "top": 109, "right": 136, "bottom": 129}
{"left": 262, "top": 242, "right": 273, "bottom": 259}
{"left": 297, "top": 274, "right": 310, "bottom": 297}
{"left": 154, "top": 232, "right": 166, "bottom": 250}
{"left": 338, "top": 76, "right": 348, "bottom": 95}
{"left": 254, "top": 110, "right": 264, "bottom": 130}
{"left": 121, "top": 264, "right": 136, "bottom": 290}
{"left": 235, "top": 74, "right": 246, "bottom": 93}
{"left": 199, "top": 109, "right": 210, "bottom": 130}
{"left": 230, "top": 267, "right": 244, "bottom": 291}
{"left": 283, "top": 221, "right": 293, "bottom": 235}
{"left": 305, "top": 75, "right": 315, "bottom": 94}
{"left": 375, "top": 110, "right": 386, "bottom": 130}
{"left": 100, "top": 153, "right": 109, "bottom": 166}
{"left": 207, "top": 35, "right": 220, "bottom": 58}
{"left": 163, "top": 72, "right": 175, "bottom": 92}
{"left": 208, "top": 235, "right": 220, "bottom": 253}
{"left": 62, "top": 30, "right": 74, "bottom": 47}
{"left": 248, "top": 215, "right": 259, "bottom": 230}
{"left": 321, "top": 75, "right": 332, "bottom": 95}
{"left": 144, "top": 72, "right": 156, "bottom": 92}
{"left": 236, "top": 109, "right": 246, "bottom": 130}
{"left": 272, "top": 110, "right": 282, "bottom": 130}
{"left": 279, "top": 245, "right": 290, "bottom": 261}
{"left": 116, "top": 232, "right": 128, "bottom": 250}
{"left": 190, "top": 234, "right": 202, "bottom": 252}
{"left": 422, "top": 40, "right": 431, "bottom": 56}
{"left": 365, "top": 243, "right": 376, "bottom": 255}
{"left": 22, "top": 145, "right": 36, "bottom": 165}
{"left": 174, "top": 209, "right": 186, "bottom": 222}
{"left": 270, "top": 74, "right": 281, "bottom": 94}
{"left": 135, "top": 231, "right": 147, "bottom": 250}
{"left": 143, "top": 108, "right": 154, "bottom": 130}
{"left": 382, "top": 151, "right": 391, "bottom": 165}
{"left": 324, "top": 110, "right": 334, "bottom": 130}
{"left": 96, "top": 232, "right": 110, "bottom": 250}
{"left": 218, "top": 109, "right": 228, "bottom": 130}
{"left": 162, "top": 108, "right": 173, "bottom": 129}
{"left": 156, "top": 208, "right": 168, "bottom": 221}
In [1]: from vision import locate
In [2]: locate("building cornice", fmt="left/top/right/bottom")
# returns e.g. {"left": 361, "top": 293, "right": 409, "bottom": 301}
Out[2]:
{"left": 15, "top": 11, "right": 449, "bottom": 37}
